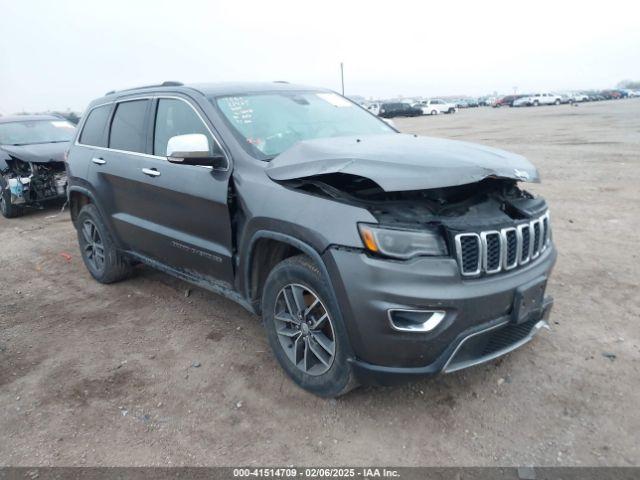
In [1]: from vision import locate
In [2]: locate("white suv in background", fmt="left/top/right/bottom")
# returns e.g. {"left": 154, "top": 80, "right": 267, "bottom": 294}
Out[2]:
{"left": 513, "top": 93, "right": 562, "bottom": 107}
{"left": 569, "top": 92, "right": 589, "bottom": 102}
{"left": 415, "top": 99, "right": 458, "bottom": 115}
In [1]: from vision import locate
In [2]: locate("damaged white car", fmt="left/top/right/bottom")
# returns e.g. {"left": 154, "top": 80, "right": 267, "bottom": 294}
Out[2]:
{"left": 0, "top": 115, "right": 74, "bottom": 218}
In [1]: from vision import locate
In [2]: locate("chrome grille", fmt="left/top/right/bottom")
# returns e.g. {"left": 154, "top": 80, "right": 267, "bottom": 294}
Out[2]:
{"left": 455, "top": 212, "right": 551, "bottom": 277}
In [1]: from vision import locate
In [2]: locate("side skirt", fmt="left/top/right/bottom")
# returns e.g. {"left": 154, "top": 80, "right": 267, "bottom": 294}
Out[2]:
{"left": 125, "top": 250, "right": 255, "bottom": 314}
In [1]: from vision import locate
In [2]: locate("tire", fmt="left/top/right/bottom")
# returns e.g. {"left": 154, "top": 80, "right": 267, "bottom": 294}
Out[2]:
{"left": 0, "top": 180, "right": 24, "bottom": 218}
{"left": 76, "top": 203, "right": 133, "bottom": 284}
{"left": 261, "top": 255, "right": 357, "bottom": 397}
{"left": 533, "top": 100, "right": 539, "bottom": 106}
{"left": 431, "top": 110, "right": 438, "bottom": 115}
{"left": 554, "top": 99, "right": 561, "bottom": 105}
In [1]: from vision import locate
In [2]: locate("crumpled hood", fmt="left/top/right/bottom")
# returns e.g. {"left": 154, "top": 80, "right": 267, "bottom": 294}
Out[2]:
{"left": 266, "top": 134, "right": 539, "bottom": 191}
{"left": 1, "top": 141, "right": 69, "bottom": 164}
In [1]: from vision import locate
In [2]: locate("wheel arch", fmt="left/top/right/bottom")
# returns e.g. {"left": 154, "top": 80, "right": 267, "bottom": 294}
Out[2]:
{"left": 68, "top": 186, "right": 95, "bottom": 225}
{"left": 67, "top": 186, "right": 119, "bottom": 246}
{"left": 244, "top": 230, "right": 336, "bottom": 315}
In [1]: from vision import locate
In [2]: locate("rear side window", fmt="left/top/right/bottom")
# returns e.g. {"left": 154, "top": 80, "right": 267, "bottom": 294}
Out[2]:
{"left": 109, "top": 100, "right": 149, "bottom": 153}
{"left": 153, "top": 98, "right": 216, "bottom": 156}
{"left": 79, "top": 105, "right": 111, "bottom": 147}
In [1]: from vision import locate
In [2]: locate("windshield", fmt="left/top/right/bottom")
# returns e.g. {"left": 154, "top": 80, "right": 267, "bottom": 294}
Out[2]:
{"left": 214, "top": 91, "right": 394, "bottom": 159}
{"left": 0, "top": 119, "right": 76, "bottom": 146}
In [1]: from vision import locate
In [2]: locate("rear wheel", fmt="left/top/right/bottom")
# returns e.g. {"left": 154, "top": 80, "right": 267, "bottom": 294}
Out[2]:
{"left": 0, "top": 181, "right": 23, "bottom": 218}
{"left": 76, "top": 204, "right": 132, "bottom": 283}
{"left": 431, "top": 110, "right": 438, "bottom": 115}
{"left": 554, "top": 99, "right": 561, "bottom": 105}
{"left": 261, "top": 255, "right": 357, "bottom": 397}
{"left": 533, "top": 100, "right": 539, "bottom": 106}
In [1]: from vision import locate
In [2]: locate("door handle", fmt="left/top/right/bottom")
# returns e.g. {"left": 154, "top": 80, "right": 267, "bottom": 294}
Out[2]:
{"left": 92, "top": 157, "right": 106, "bottom": 165}
{"left": 142, "top": 168, "right": 161, "bottom": 177}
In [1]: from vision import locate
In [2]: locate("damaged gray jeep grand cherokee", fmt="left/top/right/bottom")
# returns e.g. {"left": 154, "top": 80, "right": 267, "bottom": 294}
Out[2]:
{"left": 66, "top": 82, "right": 556, "bottom": 397}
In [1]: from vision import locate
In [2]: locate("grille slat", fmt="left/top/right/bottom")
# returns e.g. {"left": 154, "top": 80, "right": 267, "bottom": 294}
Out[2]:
{"left": 502, "top": 227, "right": 518, "bottom": 270}
{"left": 455, "top": 212, "right": 550, "bottom": 277}
{"left": 456, "top": 234, "right": 481, "bottom": 275}
{"left": 532, "top": 220, "right": 541, "bottom": 258}
{"left": 520, "top": 224, "right": 531, "bottom": 264}
{"left": 483, "top": 232, "right": 502, "bottom": 273}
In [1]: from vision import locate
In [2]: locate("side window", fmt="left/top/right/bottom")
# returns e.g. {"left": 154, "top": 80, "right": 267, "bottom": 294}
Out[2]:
{"left": 109, "top": 100, "right": 149, "bottom": 153}
{"left": 153, "top": 98, "right": 218, "bottom": 156}
{"left": 79, "top": 105, "right": 111, "bottom": 147}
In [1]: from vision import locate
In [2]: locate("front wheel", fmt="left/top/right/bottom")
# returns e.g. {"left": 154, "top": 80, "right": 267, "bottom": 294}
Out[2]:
{"left": 554, "top": 99, "right": 561, "bottom": 105}
{"left": 261, "top": 255, "right": 357, "bottom": 397}
{"left": 430, "top": 109, "right": 438, "bottom": 115}
{"left": 0, "top": 181, "right": 23, "bottom": 218}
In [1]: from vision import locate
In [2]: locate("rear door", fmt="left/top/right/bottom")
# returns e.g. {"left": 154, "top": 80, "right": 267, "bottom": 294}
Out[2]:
{"left": 72, "top": 103, "right": 113, "bottom": 193}
{"left": 87, "top": 98, "right": 152, "bottom": 250}
{"left": 132, "top": 96, "right": 234, "bottom": 284}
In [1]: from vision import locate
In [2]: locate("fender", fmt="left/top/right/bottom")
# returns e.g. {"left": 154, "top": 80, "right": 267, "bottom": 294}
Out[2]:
{"left": 67, "top": 184, "right": 124, "bottom": 248}
{"left": 244, "top": 230, "right": 338, "bottom": 313}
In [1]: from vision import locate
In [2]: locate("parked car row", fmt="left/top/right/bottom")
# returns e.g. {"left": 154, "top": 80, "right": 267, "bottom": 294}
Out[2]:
{"left": 362, "top": 87, "right": 638, "bottom": 118}
{"left": 375, "top": 99, "right": 459, "bottom": 118}
{"left": 491, "top": 89, "right": 639, "bottom": 108}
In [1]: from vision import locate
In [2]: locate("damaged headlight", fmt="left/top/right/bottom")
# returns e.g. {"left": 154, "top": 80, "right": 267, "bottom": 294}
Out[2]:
{"left": 358, "top": 224, "right": 448, "bottom": 259}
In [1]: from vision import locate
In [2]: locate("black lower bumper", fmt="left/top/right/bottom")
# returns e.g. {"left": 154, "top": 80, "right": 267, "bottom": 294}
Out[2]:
{"left": 349, "top": 297, "right": 553, "bottom": 386}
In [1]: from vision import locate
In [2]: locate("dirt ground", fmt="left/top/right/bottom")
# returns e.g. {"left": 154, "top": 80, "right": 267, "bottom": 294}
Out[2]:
{"left": 1, "top": 99, "right": 639, "bottom": 467}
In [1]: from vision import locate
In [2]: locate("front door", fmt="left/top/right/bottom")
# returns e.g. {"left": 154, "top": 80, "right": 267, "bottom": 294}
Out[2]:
{"left": 132, "top": 96, "right": 235, "bottom": 285}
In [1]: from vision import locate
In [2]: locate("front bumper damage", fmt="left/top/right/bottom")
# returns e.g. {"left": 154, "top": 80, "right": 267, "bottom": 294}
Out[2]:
{"left": 322, "top": 244, "right": 557, "bottom": 386}
{"left": 3, "top": 162, "right": 67, "bottom": 206}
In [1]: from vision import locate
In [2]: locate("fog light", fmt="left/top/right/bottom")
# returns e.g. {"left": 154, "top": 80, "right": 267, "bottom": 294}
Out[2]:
{"left": 388, "top": 309, "right": 446, "bottom": 333}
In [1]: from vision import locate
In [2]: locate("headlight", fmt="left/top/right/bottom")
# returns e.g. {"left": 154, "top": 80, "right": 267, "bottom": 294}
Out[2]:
{"left": 358, "top": 224, "right": 448, "bottom": 259}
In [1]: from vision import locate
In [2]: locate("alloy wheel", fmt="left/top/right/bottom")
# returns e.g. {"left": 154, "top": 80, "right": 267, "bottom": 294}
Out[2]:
{"left": 274, "top": 283, "right": 336, "bottom": 376}
{"left": 81, "top": 219, "right": 106, "bottom": 272}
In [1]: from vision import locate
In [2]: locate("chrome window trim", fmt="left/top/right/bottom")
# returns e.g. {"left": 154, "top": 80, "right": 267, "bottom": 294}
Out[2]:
{"left": 454, "top": 233, "right": 481, "bottom": 276}
{"left": 481, "top": 230, "right": 502, "bottom": 274}
{"left": 501, "top": 227, "right": 518, "bottom": 270}
{"left": 74, "top": 95, "right": 230, "bottom": 172}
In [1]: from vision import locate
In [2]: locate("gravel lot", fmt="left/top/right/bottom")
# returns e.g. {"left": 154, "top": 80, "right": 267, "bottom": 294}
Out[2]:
{"left": 1, "top": 99, "right": 639, "bottom": 466}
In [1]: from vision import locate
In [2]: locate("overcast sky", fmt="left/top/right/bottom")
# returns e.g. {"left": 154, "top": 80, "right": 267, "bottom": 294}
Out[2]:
{"left": 1, "top": 0, "right": 639, "bottom": 114}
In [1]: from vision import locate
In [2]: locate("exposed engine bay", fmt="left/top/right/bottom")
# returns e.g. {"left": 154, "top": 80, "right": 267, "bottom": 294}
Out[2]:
{"left": 2, "top": 159, "right": 67, "bottom": 206}
{"left": 280, "top": 173, "right": 547, "bottom": 231}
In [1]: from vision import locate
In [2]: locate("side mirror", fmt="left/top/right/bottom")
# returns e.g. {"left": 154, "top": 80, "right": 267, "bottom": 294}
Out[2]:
{"left": 166, "top": 134, "right": 227, "bottom": 169}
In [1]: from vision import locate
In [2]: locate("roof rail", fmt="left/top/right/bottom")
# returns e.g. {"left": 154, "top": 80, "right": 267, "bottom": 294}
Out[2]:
{"left": 105, "top": 81, "right": 184, "bottom": 96}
